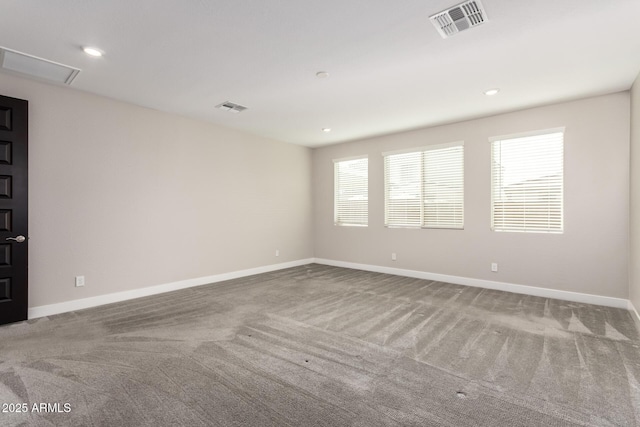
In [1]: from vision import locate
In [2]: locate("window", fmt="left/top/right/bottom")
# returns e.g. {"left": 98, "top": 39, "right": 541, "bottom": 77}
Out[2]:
{"left": 384, "top": 142, "right": 464, "bottom": 229}
{"left": 490, "top": 129, "right": 564, "bottom": 233}
{"left": 334, "top": 156, "right": 368, "bottom": 226}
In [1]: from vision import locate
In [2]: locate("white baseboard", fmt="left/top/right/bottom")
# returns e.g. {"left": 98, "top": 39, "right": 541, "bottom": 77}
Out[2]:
{"left": 28, "top": 258, "right": 315, "bottom": 319}
{"left": 28, "top": 257, "right": 631, "bottom": 319}
{"left": 629, "top": 301, "right": 640, "bottom": 327}
{"left": 313, "top": 258, "right": 629, "bottom": 309}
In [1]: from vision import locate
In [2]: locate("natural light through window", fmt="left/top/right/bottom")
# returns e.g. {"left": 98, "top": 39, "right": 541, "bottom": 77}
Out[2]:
{"left": 491, "top": 129, "right": 564, "bottom": 233}
{"left": 384, "top": 142, "right": 464, "bottom": 229}
{"left": 334, "top": 156, "right": 368, "bottom": 226}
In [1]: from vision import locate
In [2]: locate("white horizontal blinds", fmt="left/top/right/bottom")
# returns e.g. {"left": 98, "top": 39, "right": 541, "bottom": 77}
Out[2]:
{"left": 423, "top": 145, "right": 464, "bottom": 228}
{"left": 334, "top": 157, "right": 368, "bottom": 226}
{"left": 491, "top": 131, "right": 564, "bottom": 233}
{"left": 385, "top": 151, "right": 422, "bottom": 226}
{"left": 384, "top": 143, "right": 464, "bottom": 228}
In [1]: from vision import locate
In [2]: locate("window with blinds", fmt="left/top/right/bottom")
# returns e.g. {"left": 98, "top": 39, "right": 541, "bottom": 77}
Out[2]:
{"left": 334, "top": 156, "right": 368, "bottom": 226}
{"left": 490, "top": 129, "right": 564, "bottom": 233}
{"left": 384, "top": 142, "right": 464, "bottom": 229}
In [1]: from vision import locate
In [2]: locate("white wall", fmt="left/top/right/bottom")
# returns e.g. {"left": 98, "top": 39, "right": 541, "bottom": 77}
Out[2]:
{"left": 313, "top": 93, "right": 630, "bottom": 299}
{"left": 0, "top": 71, "right": 632, "bottom": 311}
{"left": 0, "top": 73, "right": 313, "bottom": 308}
{"left": 630, "top": 73, "right": 640, "bottom": 310}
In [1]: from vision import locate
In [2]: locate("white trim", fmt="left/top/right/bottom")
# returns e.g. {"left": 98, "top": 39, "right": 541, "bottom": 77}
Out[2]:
{"left": 628, "top": 301, "right": 640, "bottom": 328}
{"left": 313, "top": 258, "right": 629, "bottom": 309}
{"left": 28, "top": 258, "right": 314, "bottom": 319}
{"left": 332, "top": 154, "right": 368, "bottom": 163}
{"left": 381, "top": 140, "right": 464, "bottom": 157}
{"left": 28, "top": 257, "right": 633, "bottom": 319}
{"left": 488, "top": 127, "right": 565, "bottom": 142}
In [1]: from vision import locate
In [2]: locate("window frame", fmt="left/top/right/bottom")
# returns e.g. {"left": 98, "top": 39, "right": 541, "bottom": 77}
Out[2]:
{"left": 333, "top": 155, "right": 369, "bottom": 227}
{"left": 383, "top": 141, "right": 464, "bottom": 230}
{"left": 489, "top": 128, "right": 565, "bottom": 234}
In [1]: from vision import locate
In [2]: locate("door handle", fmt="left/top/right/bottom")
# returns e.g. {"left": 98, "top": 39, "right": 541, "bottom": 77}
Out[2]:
{"left": 6, "top": 235, "right": 26, "bottom": 243}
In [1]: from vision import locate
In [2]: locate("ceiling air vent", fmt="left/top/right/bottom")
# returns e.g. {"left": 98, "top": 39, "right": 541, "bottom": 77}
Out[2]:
{"left": 215, "top": 101, "right": 247, "bottom": 113}
{"left": 0, "top": 47, "right": 80, "bottom": 85}
{"left": 430, "top": 0, "right": 487, "bottom": 39}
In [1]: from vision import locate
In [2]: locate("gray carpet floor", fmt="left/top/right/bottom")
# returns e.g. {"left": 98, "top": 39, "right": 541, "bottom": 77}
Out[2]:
{"left": 1, "top": 264, "right": 639, "bottom": 426}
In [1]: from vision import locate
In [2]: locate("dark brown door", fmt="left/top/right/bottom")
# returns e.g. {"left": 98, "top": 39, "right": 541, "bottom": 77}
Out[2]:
{"left": 0, "top": 95, "right": 28, "bottom": 325}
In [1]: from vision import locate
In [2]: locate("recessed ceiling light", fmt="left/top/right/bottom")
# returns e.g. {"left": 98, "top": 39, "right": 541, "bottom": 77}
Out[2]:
{"left": 484, "top": 88, "right": 499, "bottom": 96}
{"left": 83, "top": 47, "right": 103, "bottom": 57}
{"left": 316, "top": 71, "right": 329, "bottom": 79}
{"left": 322, "top": 128, "right": 331, "bottom": 132}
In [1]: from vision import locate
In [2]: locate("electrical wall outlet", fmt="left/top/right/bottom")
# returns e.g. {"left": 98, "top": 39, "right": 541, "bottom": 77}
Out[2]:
{"left": 75, "top": 275, "right": 85, "bottom": 287}
{"left": 491, "top": 263, "right": 498, "bottom": 272}
{"left": 391, "top": 252, "right": 397, "bottom": 261}
{"left": 275, "top": 249, "right": 280, "bottom": 257}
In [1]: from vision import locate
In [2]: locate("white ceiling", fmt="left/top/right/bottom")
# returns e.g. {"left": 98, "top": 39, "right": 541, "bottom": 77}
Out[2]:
{"left": 1, "top": 0, "right": 639, "bottom": 147}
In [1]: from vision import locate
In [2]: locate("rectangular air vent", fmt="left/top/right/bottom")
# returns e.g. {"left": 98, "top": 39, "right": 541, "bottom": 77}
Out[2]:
{"left": 430, "top": 0, "right": 487, "bottom": 39}
{"left": 0, "top": 47, "right": 80, "bottom": 85}
{"left": 215, "top": 101, "right": 247, "bottom": 113}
